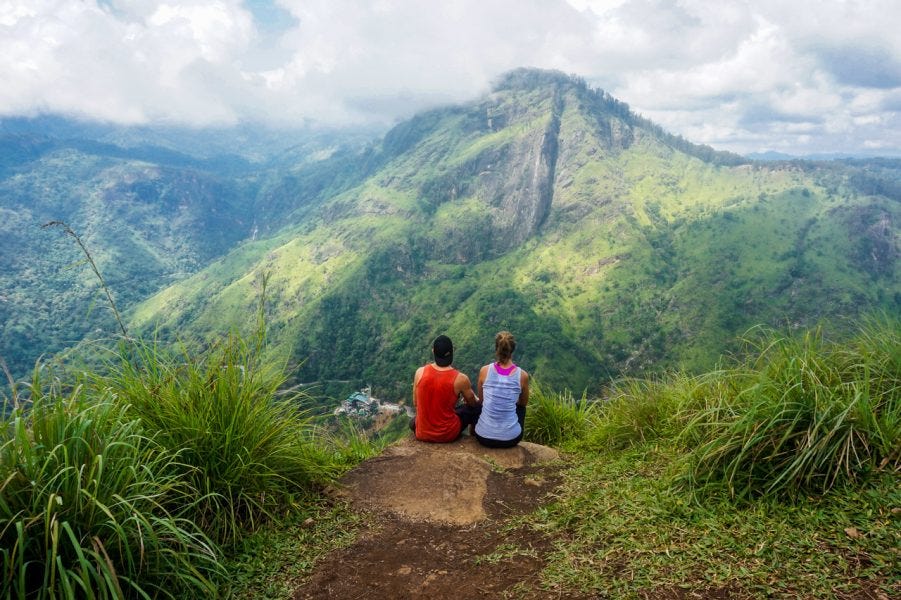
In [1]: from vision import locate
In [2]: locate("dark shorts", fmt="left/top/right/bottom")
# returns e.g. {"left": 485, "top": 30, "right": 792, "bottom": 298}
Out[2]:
{"left": 409, "top": 403, "right": 482, "bottom": 439}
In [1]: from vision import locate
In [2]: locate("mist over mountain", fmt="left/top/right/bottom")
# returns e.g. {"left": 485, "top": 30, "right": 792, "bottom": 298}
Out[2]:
{"left": 0, "top": 115, "right": 383, "bottom": 166}
{"left": 2, "top": 69, "right": 898, "bottom": 400}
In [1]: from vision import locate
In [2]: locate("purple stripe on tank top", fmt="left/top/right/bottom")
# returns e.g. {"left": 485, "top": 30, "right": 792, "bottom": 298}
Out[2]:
{"left": 494, "top": 362, "right": 517, "bottom": 376}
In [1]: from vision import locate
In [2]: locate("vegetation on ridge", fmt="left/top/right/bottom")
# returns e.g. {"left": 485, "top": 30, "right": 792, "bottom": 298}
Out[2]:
{"left": 1, "top": 315, "right": 897, "bottom": 598}
{"left": 122, "top": 70, "right": 900, "bottom": 402}
{"left": 519, "top": 317, "right": 900, "bottom": 597}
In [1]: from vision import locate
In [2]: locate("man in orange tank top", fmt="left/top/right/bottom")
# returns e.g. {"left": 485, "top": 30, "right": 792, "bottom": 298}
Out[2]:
{"left": 411, "top": 335, "right": 481, "bottom": 442}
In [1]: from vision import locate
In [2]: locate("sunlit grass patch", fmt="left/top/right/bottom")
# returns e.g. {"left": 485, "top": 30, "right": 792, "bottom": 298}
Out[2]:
{"left": 528, "top": 446, "right": 900, "bottom": 599}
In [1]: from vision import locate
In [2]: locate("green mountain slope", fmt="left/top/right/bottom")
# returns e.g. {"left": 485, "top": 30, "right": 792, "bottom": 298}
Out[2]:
{"left": 113, "top": 71, "right": 901, "bottom": 399}
{"left": 0, "top": 146, "right": 253, "bottom": 374}
{"left": 0, "top": 122, "right": 381, "bottom": 377}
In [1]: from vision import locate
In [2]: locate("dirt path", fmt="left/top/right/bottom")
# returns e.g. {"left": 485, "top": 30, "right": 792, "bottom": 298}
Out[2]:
{"left": 290, "top": 437, "right": 577, "bottom": 599}
{"left": 286, "top": 436, "right": 891, "bottom": 600}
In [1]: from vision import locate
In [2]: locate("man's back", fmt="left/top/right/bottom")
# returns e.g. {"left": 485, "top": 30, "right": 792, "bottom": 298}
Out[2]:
{"left": 414, "top": 364, "right": 461, "bottom": 442}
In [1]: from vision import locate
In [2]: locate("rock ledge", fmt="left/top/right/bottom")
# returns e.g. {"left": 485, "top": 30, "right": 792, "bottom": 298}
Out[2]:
{"left": 333, "top": 436, "right": 560, "bottom": 524}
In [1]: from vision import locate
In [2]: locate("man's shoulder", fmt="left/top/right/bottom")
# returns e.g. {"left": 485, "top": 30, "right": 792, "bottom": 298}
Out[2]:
{"left": 454, "top": 370, "right": 472, "bottom": 390}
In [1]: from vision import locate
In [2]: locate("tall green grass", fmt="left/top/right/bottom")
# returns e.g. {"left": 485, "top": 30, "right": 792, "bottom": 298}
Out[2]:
{"left": 0, "top": 369, "right": 220, "bottom": 599}
{"left": 524, "top": 385, "right": 596, "bottom": 447}
{"left": 99, "top": 335, "right": 338, "bottom": 545}
{"left": 685, "top": 320, "right": 900, "bottom": 499}
{"left": 0, "top": 235, "right": 356, "bottom": 596}
{"left": 585, "top": 374, "right": 688, "bottom": 450}
{"left": 562, "top": 318, "right": 898, "bottom": 501}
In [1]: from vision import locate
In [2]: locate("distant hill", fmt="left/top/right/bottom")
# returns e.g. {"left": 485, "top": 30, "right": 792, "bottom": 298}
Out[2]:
{"left": 0, "top": 122, "right": 371, "bottom": 377}
{"left": 118, "top": 68, "right": 899, "bottom": 400}
{"left": 0, "top": 116, "right": 382, "bottom": 166}
{"left": 747, "top": 150, "right": 901, "bottom": 161}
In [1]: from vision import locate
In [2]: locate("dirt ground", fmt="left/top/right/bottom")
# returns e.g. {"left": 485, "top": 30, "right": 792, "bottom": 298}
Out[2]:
{"left": 288, "top": 436, "right": 891, "bottom": 599}
{"left": 291, "top": 436, "right": 577, "bottom": 599}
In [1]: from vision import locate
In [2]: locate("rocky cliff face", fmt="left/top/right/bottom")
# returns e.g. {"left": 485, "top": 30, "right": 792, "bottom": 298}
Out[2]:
{"left": 407, "top": 72, "right": 644, "bottom": 258}
{"left": 482, "top": 88, "right": 561, "bottom": 248}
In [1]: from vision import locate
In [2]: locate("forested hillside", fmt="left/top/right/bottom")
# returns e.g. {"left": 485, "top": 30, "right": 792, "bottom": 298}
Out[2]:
{"left": 120, "top": 69, "right": 900, "bottom": 401}
{"left": 0, "top": 123, "right": 372, "bottom": 377}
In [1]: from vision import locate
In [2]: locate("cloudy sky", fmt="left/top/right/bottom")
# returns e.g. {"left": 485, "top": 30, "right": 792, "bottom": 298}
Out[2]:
{"left": 2, "top": 0, "right": 899, "bottom": 156}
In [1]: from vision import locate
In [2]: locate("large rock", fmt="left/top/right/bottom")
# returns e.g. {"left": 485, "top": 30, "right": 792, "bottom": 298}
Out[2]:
{"left": 334, "top": 436, "right": 559, "bottom": 525}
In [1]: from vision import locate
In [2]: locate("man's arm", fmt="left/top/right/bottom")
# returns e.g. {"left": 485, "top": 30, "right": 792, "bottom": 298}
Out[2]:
{"left": 517, "top": 369, "right": 530, "bottom": 406}
{"left": 455, "top": 372, "right": 479, "bottom": 407}
{"left": 412, "top": 366, "right": 424, "bottom": 411}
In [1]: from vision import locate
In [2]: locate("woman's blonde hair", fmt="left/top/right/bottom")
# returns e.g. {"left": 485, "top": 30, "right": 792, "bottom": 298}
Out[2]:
{"left": 495, "top": 331, "right": 516, "bottom": 362}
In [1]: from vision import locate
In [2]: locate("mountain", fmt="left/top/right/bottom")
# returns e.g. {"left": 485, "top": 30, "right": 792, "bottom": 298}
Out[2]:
{"left": 117, "top": 69, "right": 899, "bottom": 401}
{"left": 0, "top": 122, "right": 374, "bottom": 377}
{"left": 747, "top": 150, "right": 901, "bottom": 161}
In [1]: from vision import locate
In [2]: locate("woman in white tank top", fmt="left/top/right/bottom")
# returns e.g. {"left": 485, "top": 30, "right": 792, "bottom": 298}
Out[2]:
{"left": 474, "top": 331, "right": 530, "bottom": 448}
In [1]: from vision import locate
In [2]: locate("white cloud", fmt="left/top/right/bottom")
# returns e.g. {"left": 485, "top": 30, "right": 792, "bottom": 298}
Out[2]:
{"left": 0, "top": 0, "right": 899, "bottom": 155}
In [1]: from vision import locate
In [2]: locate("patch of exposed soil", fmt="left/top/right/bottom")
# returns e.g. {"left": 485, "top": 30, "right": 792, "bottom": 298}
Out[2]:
{"left": 292, "top": 519, "right": 560, "bottom": 599}
{"left": 332, "top": 436, "right": 559, "bottom": 525}
{"left": 291, "top": 435, "right": 576, "bottom": 599}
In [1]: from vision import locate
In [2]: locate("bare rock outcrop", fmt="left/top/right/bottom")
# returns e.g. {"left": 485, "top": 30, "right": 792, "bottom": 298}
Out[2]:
{"left": 333, "top": 436, "right": 559, "bottom": 525}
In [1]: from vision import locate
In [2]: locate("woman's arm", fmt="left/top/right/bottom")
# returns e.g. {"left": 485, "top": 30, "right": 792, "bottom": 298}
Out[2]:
{"left": 477, "top": 365, "right": 488, "bottom": 405}
{"left": 517, "top": 369, "right": 530, "bottom": 406}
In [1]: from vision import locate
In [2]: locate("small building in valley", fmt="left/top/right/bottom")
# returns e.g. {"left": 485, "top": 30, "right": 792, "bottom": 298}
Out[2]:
{"left": 334, "top": 386, "right": 404, "bottom": 418}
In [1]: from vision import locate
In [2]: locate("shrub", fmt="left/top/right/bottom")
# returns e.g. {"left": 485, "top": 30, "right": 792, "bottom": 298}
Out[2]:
{"left": 685, "top": 319, "right": 900, "bottom": 499}
{"left": 321, "top": 418, "right": 394, "bottom": 469}
{"left": 99, "top": 335, "right": 338, "bottom": 545}
{"left": 586, "top": 373, "right": 708, "bottom": 450}
{"left": 524, "top": 385, "right": 596, "bottom": 447}
{"left": 0, "top": 369, "right": 220, "bottom": 599}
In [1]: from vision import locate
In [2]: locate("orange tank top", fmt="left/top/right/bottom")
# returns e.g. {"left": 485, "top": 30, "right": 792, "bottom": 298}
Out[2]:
{"left": 415, "top": 364, "right": 461, "bottom": 443}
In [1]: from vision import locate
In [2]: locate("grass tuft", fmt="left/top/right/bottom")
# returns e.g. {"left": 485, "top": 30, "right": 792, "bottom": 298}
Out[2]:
{"left": 321, "top": 418, "right": 395, "bottom": 470}
{"left": 0, "top": 367, "right": 220, "bottom": 599}
{"left": 98, "top": 335, "right": 338, "bottom": 545}
{"left": 585, "top": 372, "right": 706, "bottom": 450}
{"left": 685, "top": 320, "right": 900, "bottom": 499}
{"left": 524, "top": 385, "right": 596, "bottom": 448}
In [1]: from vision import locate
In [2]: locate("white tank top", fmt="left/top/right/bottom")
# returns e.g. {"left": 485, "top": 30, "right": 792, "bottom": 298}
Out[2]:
{"left": 475, "top": 363, "right": 522, "bottom": 441}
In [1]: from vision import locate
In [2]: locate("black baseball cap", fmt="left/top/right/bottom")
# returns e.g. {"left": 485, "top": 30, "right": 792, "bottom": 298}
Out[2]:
{"left": 433, "top": 335, "right": 453, "bottom": 367}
